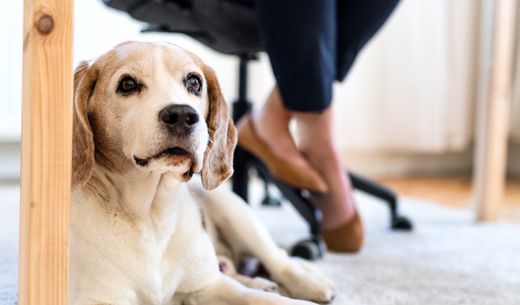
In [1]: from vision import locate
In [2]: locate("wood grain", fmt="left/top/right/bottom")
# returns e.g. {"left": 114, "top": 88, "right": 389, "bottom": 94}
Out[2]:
{"left": 19, "top": 0, "right": 73, "bottom": 304}
{"left": 473, "top": 0, "right": 517, "bottom": 221}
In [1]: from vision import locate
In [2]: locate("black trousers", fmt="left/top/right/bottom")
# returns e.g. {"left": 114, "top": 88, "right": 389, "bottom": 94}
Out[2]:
{"left": 254, "top": 0, "right": 400, "bottom": 112}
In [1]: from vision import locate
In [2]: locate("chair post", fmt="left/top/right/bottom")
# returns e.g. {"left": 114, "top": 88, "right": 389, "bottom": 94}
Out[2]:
{"left": 232, "top": 54, "right": 255, "bottom": 122}
{"left": 238, "top": 56, "right": 249, "bottom": 104}
{"left": 232, "top": 54, "right": 254, "bottom": 201}
{"left": 19, "top": 0, "right": 74, "bottom": 304}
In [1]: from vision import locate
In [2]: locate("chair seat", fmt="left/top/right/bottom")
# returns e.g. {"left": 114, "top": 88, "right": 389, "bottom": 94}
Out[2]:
{"left": 103, "top": 0, "right": 262, "bottom": 55}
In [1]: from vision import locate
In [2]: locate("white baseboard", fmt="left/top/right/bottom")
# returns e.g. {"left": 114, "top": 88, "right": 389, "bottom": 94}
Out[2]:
{"left": 0, "top": 141, "right": 20, "bottom": 182}
{"left": 342, "top": 142, "right": 520, "bottom": 178}
{"left": 0, "top": 141, "right": 518, "bottom": 182}
{"left": 341, "top": 150, "right": 474, "bottom": 178}
{"left": 507, "top": 143, "right": 520, "bottom": 177}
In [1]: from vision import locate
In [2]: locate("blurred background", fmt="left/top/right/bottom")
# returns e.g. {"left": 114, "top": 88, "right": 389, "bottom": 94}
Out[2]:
{"left": 2, "top": 0, "right": 519, "bottom": 219}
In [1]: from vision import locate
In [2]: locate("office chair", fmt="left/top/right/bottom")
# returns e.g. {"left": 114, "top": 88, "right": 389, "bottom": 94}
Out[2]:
{"left": 104, "top": 0, "right": 413, "bottom": 260}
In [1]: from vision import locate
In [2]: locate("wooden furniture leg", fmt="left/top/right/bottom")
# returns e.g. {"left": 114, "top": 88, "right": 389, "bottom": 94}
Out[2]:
{"left": 19, "top": 0, "right": 73, "bottom": 304}
{"left": 473, "top": 0, "right": 517, "bottom": 221}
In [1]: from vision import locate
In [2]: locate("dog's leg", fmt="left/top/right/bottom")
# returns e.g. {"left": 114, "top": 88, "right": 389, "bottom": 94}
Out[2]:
{"left": 181, "top": 274, "right": 316, "bottom": 305}
{"left": 200, "top": 189, "right": 336, "bottom": 303}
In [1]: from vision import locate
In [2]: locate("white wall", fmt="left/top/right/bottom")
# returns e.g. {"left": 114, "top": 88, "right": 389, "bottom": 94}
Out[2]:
{"left": 333, "top": 0, "right": 480, "bottom": 154}
{"left": 71, "top": 0, "right": 481, "bottom": 154}
{"left": 2, "top": 0, "right": 516, "bottom": 178}
{"left": 0, "top": 1, "right": 23, "bottom": 141}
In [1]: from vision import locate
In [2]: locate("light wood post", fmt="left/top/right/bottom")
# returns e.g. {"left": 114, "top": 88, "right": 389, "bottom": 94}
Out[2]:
{"left": 19, "top": 0, "right": 73, "bottom": 304}
{"left": 473, "top": 0, "right": 517, "bottom": 221}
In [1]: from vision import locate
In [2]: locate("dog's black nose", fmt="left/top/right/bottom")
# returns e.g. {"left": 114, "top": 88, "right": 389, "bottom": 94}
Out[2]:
{"left": 159, "top": 105, "right": 199, "bottom": 131}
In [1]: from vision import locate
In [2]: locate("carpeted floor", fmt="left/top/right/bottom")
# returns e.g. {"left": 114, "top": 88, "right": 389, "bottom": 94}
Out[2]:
{"left": 0, "top": 185, "right": 18, "bottom": 305}
{"left": 1, "top": 183, "right": 519, "bottom": 305}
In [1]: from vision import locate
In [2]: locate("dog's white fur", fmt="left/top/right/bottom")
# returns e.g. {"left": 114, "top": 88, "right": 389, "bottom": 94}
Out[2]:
{"left": 70, "top": 41, "right": 335, "bottom": 305}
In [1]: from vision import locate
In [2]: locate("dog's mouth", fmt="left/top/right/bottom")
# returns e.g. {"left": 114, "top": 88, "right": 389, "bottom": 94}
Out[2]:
{"left": 133, "top": 147, "right": 196, "bottom": 179}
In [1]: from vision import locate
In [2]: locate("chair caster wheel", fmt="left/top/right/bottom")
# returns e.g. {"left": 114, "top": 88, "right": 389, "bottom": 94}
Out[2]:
{"left": 261, "top": 196, "right": 282, "bottom": 207}
{"left": 290, "top": 239, "right": 324, "bottom": 260}
{"left": 391, "top": 215, "right": 413, "bottom": 231}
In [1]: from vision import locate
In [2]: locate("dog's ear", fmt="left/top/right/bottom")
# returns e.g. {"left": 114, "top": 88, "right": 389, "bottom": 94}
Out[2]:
{"left": 72, "top": 60, "right": 97, "bottom": 189}
{"left": 200, "top": 65, "right": 237, "bottom": 190}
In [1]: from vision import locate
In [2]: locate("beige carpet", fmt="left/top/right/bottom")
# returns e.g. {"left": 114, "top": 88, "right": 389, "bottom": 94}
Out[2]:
{"left": 252, "top": 189, "right": 520, "bottom": 305}
{"left": 1, "top": 184, "right": 520, "bottom": 305}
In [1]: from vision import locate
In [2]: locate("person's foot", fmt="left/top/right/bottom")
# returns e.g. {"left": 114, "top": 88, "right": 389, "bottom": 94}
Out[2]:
{"left": 239, "top": 87, "right": 327, "bottom": 192}
{"left": 236, "top": 115, "right": 328, "bottom": 192}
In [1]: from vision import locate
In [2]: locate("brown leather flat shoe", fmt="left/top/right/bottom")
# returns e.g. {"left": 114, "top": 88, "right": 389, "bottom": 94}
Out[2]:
{"left": 236, "top": 114, "right": 328, "bottom": 193}
{"left": 322, "top": 211, "right": 364, "bottom": 253}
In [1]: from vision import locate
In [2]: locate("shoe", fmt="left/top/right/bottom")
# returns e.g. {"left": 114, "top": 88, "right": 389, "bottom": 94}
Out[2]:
{"left": 236, "top": 114, "right": 328, "bottom": 193}
{"left": 322, "top": 210, "right": 364, "bottom": 253}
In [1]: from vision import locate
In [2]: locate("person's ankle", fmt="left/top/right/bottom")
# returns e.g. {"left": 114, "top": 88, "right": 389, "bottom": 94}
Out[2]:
{"left": 314, "top": 191, "right": 357, "bottom": 230}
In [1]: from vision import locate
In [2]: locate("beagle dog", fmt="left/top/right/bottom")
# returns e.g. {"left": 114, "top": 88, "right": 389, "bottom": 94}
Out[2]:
{"left": 70, "top": 41, "right": 335, "bottom": 305}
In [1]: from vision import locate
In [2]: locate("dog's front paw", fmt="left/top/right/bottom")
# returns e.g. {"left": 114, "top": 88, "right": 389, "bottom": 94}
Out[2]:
{"left": 235, "top": 275, "right": 279, "bottom": 293}
{"left": 273, "top": 258, "right": 336, "bottom": 304}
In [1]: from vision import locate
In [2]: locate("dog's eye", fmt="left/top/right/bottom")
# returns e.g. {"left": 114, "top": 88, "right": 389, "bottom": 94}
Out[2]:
{"left": 185, "top": 73, "right": 202, "bottom": 95}
{"left": 117, "top": 76, "right": 141, "bottom": 95}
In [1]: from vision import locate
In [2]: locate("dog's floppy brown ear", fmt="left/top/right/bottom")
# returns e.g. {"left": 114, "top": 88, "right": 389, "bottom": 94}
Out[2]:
{"left": 200, "top": 65, "right": 237, "bottom": 190}
{"left": 72, "top": 60, "right": 97, "bottom": 189}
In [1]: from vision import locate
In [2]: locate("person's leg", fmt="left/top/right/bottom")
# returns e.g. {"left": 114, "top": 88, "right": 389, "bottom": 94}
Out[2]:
{"left": 247, "top": 0, "right": 337, "bottom": 192}
{"left": 294, "top": 0, "right": 400, "bottom": 248}
{"left": 250, "top": 0, "right": 399, "bottom": 252}
{"left": 254, "top": 0, "right": 336, "bottom": 112}
{"left": 252, "top": 87, "right": 305, "bottom": 171}
{"left": 295, "top": 109, "right": 356, "bottom": 230}
{"left": 252, "top": 0, "right": 336, "bottom": 161}
{"left": 249, "top": 0, "right": 348, "bottom": 227}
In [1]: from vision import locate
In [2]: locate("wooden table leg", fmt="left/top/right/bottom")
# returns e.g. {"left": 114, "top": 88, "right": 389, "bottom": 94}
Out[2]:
{"left": 473, "top": 0, "right": 517, "bottom": 221}
{"left": 19, "top": 0, "right": 73, "bottom": 304}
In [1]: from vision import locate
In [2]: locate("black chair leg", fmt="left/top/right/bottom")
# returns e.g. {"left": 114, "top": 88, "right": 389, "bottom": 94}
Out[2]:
{"left": 257, "top": 170, "right": 282, "bottom": 207}
{"left": 250, "top": 157, "right": 325, "bottom": 260}
{"left": 348, "top": 172, "right": 413, "bottom": 231}
{"left": 232, "top": 146, "right": 250, "bottom": 202}
{"left": 231, "top": 55, "right": 255, "bottom": 202}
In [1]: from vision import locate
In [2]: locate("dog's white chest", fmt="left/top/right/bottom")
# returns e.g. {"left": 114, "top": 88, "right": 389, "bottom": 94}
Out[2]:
{"left": 129, "top": 231, "right": 181, "bottom": 305}
{"left": 70, "top": 186, "right": 208, "bottom": 305}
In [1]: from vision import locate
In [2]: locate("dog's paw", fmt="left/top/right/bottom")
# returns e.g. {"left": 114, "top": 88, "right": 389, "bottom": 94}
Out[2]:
{"left": 240, "top": 276, "right": 279, "bottom": 293}
{"left": 273, "top": 258, "right": 336, "bottom": 304}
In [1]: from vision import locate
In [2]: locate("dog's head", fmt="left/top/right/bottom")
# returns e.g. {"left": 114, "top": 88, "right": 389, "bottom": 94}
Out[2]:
{"left": 72, "top": 41, "right": 236, "bottom": 190}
